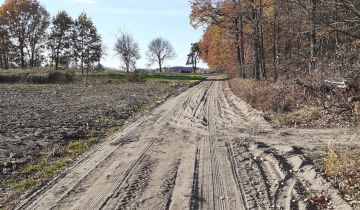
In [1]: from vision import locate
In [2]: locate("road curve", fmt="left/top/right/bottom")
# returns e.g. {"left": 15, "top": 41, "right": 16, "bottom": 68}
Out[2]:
{"left": 16, "top": 76, "right": 352, "bottom": 210}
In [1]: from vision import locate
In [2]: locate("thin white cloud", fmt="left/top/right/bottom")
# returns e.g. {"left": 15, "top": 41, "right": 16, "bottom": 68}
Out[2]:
{"left": 99, "top": 8, "right": 187, "bottom": 17}
{"left": 73, "top": 0, "right": 96, "bottom": 4}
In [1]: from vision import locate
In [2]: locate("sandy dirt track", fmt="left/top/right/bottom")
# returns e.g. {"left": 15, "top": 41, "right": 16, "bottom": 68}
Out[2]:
{"left": 15, "top": 76, "right": 357, "bottom": 210}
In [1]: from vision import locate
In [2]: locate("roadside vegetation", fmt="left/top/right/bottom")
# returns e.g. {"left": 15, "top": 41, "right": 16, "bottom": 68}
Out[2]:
{"left": 190, "top": 0, "right": 360, "bottom": 207}
{"left": 229, "top": 78, "right": 356, "bottom": 128}
{"left": 325, "top": 144, "right": 360, "bottom": 202}
{"left": 307, "top": 144, "right": 360, "bottom": 205}
{"left": 0, "top": 137, "right": 97, "bottom": 207}
{"left": 0, "top": 69, "right": 206, "bottom": 84}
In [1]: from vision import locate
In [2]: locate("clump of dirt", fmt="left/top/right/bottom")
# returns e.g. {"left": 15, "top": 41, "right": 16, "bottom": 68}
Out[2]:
{"left": 0, "top": 82, "right": 187, "bottom": 178}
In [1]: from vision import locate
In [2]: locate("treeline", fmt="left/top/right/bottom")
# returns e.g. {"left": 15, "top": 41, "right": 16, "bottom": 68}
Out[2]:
{"left": 190, "top": 0, "right": 360, "bottom": 80}
{"left": 0, "top": 0, "right": 102, "bottom": 74}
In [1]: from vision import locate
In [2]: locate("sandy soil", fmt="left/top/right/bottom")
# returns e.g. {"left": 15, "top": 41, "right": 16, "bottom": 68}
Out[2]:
{"left": 14, "top": 76, "right": 359, "bottom": 210}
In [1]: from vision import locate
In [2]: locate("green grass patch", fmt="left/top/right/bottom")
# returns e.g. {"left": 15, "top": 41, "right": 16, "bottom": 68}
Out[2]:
{"left": 21, "top": 163, "right": 43, "bottom": 175}
{"left": 43, "top": 157, "right": 69, "bottom": 175}
{"left": 1, "top": 131, "right": 102, "bottom": 208}
{"left": 20, "top": 157, "right": 70, "bottom": 177}
{"left": 66, "top": 138, "right": 98, "bottom": 158}
{"left": 20, "top": 158, "right": 48, "bottom": 175}
{"left": 9, "top": 179, "right": 39, "bottom": 190}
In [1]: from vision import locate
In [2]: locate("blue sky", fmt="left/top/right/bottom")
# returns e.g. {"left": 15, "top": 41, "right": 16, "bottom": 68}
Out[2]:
{"left": 28, "top": 0, "right": 206, "bottom": 69}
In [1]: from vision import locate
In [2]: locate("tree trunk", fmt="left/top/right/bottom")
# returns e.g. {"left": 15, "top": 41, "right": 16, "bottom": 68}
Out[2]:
{"left": 55, "top": 51, "right": 59, "bottom": 70}
{"left": 30, "top": 42, "right": 35, "bottom": 68}
{"left": 81, "top": 36, "right": 84, "bottom": 75}
{"left": 55, "top": 37, "right": 62, "bottom": 70}
{"left": 81, "top": 58, "right": 84, "bottom": 74}
{"left": 0, "top": 55, "right": 3, "bottom": 69}
{"left": 259, "top": 0, "right": 266, "bottom": 79}
{"left": 252, "top": 1, "right": 261, "bottom": 80}
{"left": 234, "top": 13, "right": 243, "bottom": 78}
{"left": 232, "top": 0, "right": 245, "bottom": 79}
{"left": 272, "top": 4, "right": 278, "bottom": 82}
{"left": 235, "top": 31, "right": 242, "bottom": 77}
{"left": 334, "top": 0, "right": 339, "bottom": 67}
{"left": 240, "top": 15, "right": 246, "bottom": 79}
{"left": 193, "top": 57, "right": 197, "bottom": 74}
{"left": 126, "top": 62, "right": 130, "bottom": 74}
{"left": 158, "top": 55, "right": 162, "bottom": 73}
{"left": 19, "top": 37, "right": 25, "bottom": 69}
{"left": 309, "top": 0, "right": 317, "bottom": 72}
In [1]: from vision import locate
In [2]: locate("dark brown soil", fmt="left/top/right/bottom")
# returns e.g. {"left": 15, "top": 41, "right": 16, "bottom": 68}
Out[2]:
{"left": 0, "top": 82, "right": 187, "bottom": 176}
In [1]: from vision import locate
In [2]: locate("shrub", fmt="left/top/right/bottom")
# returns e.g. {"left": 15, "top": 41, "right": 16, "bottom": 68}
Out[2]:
{"left": 229, "top": 78, "right": 301, "bottom": 112}
{"left": 0, "top": 74, "right": 22, "bottom": 83}
{"left": 0, "top": 69, "right": 75, "bottom": 84}
{"left": 126, "top": 72, "right": 146, "bottom": 83}
{"left": 47, "top": 70, "right": 75, "bottom": 83}
{"left": 325, "top": 144, "right": 360, "bottom": 201}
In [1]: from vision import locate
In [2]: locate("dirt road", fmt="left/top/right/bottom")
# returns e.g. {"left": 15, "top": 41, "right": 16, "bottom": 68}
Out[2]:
{"left": 16, "top": 77, "right": 354, "bottom": 210}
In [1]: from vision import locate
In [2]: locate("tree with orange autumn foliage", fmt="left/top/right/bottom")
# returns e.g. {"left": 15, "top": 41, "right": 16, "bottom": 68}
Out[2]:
{"left": 190, "top": 0, "right": 248, "bottom": 78}
{"left": 190, "top": 0, "right": 270, "bottom": 79}
{"left": 198, "top": 24, "right": 237, "bottom": 76}
{"left": 191, "top": 0, "right": 360, "bottom": 81}
{"left": 0, "top": 0, "right": 49, "bottom": 68}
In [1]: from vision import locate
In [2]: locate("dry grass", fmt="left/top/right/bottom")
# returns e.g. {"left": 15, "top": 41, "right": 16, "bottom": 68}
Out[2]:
{"left": 325, "top": 144, "right": 360, "bottom": 203}
{"left": 0, "top": 137, "right": 97, "bottom": 209}
{"left": 0, "top": 69, "right": 75, "bottom": 83}
{"left": 230, "top": 77, "right": 360, "bottom": 206}
{"left": 229, "top": 78, "right": 356, "bottom": 128}
{"left": 229, "top": 78, "right": 301, "bottom": 112}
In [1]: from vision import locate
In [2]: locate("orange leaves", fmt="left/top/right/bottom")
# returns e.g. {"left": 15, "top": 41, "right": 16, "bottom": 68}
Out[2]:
{"left": 198, "top": 24, "right": 236, "bottom": 73}
{"left": 250, "top": 2, "right": 261, "bottom": 9}
{"left": 190, "top": 0, "right": 247, "bottom": 75}
{"left": 250, "top": 0, "right": 273, "bottom": 11}
{"left": 189, "top": 0, "right": 213, "bottom": 28}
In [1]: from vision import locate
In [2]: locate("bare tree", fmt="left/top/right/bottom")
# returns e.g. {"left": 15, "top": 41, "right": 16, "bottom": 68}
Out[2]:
{"left": 146, "top": 38, "right": 176, "bottom": 72}
{"left": 114, "top": 32, "right": 140, "bottom": 73}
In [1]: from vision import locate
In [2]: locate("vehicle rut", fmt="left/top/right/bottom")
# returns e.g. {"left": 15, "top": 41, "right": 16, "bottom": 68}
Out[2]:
{"left": 16, "top": 76, "right": 352, "bottom": 210}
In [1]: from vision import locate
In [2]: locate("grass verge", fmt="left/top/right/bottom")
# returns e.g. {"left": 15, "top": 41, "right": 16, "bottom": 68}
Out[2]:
{"left": 230, "top": 77, "right": 360, "bottom": 206}
{"left": 0, "top": 137, "right": 98, "bottom": 208}
{"left": 229, "top": 78, "right": 356, "bottom": 128}
{"left": 325, "top": 144, "right": 360, "bottom": 203}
